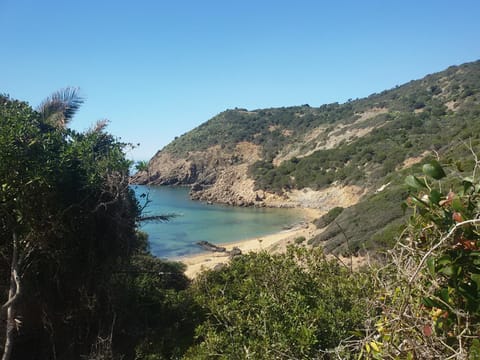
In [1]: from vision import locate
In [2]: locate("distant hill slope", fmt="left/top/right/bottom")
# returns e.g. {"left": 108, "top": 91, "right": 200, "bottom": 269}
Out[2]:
{"left": 133, "top": 60, "right": 480, "bottom": 254}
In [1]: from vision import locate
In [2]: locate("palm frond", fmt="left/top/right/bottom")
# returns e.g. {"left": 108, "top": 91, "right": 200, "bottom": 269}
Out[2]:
{"left": 87, "top": 119, "right": 110, "bottom": 134}
{"left": 37, "top": 87, "right": 84, "bottom": 127}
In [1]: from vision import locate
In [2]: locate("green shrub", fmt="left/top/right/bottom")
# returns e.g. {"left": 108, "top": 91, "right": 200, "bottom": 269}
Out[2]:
{"left": 310, "top": 184, "right": 410, "bottom": 254}
{"left": 314, "top": 206, "right": 344, "bottom": 229}
{"left": 294, "top": 236, "right": 306, "bottom": 244}
{"left": 185, "top": 247, "right": 373, "bottom": 359}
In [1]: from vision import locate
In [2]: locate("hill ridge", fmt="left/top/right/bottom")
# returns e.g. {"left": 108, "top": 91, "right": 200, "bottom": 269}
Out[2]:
{"left": 132, "top": 59, "right": 480, "bottom": 253}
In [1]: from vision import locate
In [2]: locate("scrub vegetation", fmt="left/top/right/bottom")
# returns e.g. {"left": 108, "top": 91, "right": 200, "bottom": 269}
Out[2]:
{"left": 2, "top": 60, "right": 480, "bottom": 359}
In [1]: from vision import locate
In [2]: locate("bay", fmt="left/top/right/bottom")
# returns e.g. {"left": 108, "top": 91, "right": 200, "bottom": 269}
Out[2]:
{"left": 132, "top": 185, "right": 303, "bottom": 258}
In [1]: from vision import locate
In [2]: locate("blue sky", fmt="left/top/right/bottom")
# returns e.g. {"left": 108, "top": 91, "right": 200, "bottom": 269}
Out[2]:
{"left": 1, "top": 0, "right": 479, "bottom": 161}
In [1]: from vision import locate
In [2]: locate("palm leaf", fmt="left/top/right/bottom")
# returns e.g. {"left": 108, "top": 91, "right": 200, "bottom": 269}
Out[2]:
{"left": 37, "top": 87, "right": 84, "bottom": 127}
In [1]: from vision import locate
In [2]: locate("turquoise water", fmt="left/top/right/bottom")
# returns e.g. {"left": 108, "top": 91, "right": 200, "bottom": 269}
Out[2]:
{"left": 132, "top": 185, "right": 302, "bottom": 258}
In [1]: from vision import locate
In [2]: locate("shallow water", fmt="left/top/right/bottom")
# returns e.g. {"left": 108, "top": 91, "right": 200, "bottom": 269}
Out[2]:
{"left": 133, "top": 185, "right": 303, "bottom": 258}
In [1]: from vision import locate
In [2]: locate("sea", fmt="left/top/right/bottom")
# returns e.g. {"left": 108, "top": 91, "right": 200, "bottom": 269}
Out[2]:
{"left": 132, "top": 185, "right": 303, "bottom": 259}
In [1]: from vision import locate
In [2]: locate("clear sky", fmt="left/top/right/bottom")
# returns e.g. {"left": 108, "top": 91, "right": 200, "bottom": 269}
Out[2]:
{"left": 1, "top": 0, "right": 479, "bottom": 161}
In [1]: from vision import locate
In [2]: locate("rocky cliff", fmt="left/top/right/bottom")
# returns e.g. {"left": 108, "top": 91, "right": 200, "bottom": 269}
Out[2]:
{"left": 132, "top": 139, "right": 366, "bottom": 209}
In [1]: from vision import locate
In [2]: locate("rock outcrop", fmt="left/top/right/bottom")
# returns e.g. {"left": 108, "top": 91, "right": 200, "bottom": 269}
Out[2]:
{"left": 132, "top": 140, "right": 365, "bottom": 209}
{"left": 132, "top": 142, "right": 274, "bottom": 207}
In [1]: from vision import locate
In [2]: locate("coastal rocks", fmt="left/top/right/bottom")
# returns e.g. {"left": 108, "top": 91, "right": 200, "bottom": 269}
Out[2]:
{"left": 188, "top": 160, "right": 260, "bottom": 206}
{"left": 213, "top": 263, "right": 227, "bottom": 271}
{"left": 133, "top": 142, "right": 260, "bottom": 188}
{"left": 131, "top": 141, "right": 366, "bottom": 211}
{"left": 255, "top": 191, "right": 265, "bottom": 202}
{"left": 196, "top": 242, "right": 242, "bottom": 259}
{"left": 228, "top": 246, "right": 242, "bottom": 258}
{"left": 196, "top": 241, "right": 226, "bottom": 252}
{"left": 191, "top": 183, "right": 203, "bottom": 192}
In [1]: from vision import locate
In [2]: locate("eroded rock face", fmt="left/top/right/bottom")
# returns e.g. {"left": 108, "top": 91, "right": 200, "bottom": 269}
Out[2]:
{"left": 188, "top": 162, "right": 275, "bottom": 207}
{"left": 131, "top": 141, "right": 365, "bottom": 210}
{"left": 130, "top": 103, "right": 391, "bottom": 209}
{"left": 132, "top": 142, "right": 270, "bottom": 206}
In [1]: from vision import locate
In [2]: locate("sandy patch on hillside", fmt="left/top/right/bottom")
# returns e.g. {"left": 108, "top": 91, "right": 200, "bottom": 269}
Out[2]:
{"left": 287, "top": 185, "right": 366, "bottom": 210}
{"left": 445, "top": 100, "right": 458, "bottom": 111}
{"left": 272, "top": 108, "right": 388, "bottom": 166}
{"left": 354, "top": 107, "right": 388, "bottom": 122}
{"left": 314, "top": 126, "right": 375, "bottom": 151}
{"left": 398, "top": 150, "right": 431, "bottom": 170}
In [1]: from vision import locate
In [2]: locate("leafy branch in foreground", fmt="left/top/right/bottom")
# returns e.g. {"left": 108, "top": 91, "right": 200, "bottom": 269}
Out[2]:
{"left": 359, "top": 158, "right": 480, "bottom": 359}
{"left": 0, "top": 93, "right": 198, "bottom": 360}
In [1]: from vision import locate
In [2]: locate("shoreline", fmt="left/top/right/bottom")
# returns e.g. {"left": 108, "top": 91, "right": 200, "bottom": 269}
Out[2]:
{"left": 176, "top": 208, "right": 322, "bottom": 279}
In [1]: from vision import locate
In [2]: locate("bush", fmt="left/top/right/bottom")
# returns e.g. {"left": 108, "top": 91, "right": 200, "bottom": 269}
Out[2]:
{"left": 314, "top": 206, "right": 344, "bottom": 229}
{"left": 361, "top": 159, "right": 480, "bottom": 359}
{"left": 294, "top": 236, "right": 306, "bottom": 244}
{"left": 185, "top": 247, "right": 373, "bottom": 359}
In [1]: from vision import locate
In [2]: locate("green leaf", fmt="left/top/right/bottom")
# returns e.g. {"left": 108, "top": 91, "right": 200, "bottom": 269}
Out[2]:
{"left": 451, "top": 197, "right": 464, "bottom": 212}
{"left": 439, "top": 265, "right": 455, "bottom": 276}
{"left": 455, "top": 161, "right": 464, "bottom": 172}
{"left": 427, "top": 257, "right": 436, "bottom": 275}
{"left": 429, "top": 189, "right": 442, "bottom": 205}
{"left": 471, "top": 274, "right": 480, "bottom": 289}
{"left": 436, "top": 254, "right": 453, "bottom": 268}
{"left": 438, "top": 287, "right": 449, "bottom": 303}
{"left": 410, "top": 194, "right": 428, "bottom": 208}
{"left": 458, "top": 282, "right": 478, "bottom": 302}
{"left": 422, "top": 160, "right": 446, "bottom": 180}
{"left": 422, "top": 296, "right": 441, "bottom": 308}
{"left": 463, "top": 179, "right": 474, "bottom": 193}
{"left": 469, "top": 339, "right": 480, "bottom": 360}
{"left": 405, "top": 175, "right": 427, "bottom": 189}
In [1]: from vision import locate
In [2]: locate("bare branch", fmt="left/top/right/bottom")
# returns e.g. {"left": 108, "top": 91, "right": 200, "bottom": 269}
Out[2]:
{"left": 2, "top": 269, "right": 21, "bottom": 309}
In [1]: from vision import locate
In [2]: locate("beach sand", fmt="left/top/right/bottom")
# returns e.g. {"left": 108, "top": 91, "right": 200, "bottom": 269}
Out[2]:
{"left": 177, "top": 208, "right": 323, "bottom": 279}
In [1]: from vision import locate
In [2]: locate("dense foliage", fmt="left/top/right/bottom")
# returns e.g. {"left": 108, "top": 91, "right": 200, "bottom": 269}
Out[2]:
{"left": 184, "top": 247, "right": 373, "bottom": 359}
{"left": 111, "top": 238, "right": 200, "bottom": 359}
{"left": 163, "top": 103, "right": 354, "bottom": 160}
{"left": 0, "top": 94, "right": 196, "bottom": 359}
{"left": 310, "top": 181, "right": 410, "bottom": 255}
{"left": 313, "top": 206, "right": 344, "bottom": 229}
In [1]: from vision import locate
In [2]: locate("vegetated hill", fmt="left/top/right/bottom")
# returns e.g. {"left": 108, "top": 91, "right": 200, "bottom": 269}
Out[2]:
{"left": 134, "top": 60, "right": 480, "bottom": 254}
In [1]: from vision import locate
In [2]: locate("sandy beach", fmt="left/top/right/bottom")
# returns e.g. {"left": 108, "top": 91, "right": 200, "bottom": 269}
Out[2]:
{"left": 177, "top": 208, "right": 323, "bottom": 279}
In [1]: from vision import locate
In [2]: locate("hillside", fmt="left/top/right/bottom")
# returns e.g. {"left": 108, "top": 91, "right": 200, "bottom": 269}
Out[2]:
{"left": 133, "top": 60, "right": 480, "bottom": 254}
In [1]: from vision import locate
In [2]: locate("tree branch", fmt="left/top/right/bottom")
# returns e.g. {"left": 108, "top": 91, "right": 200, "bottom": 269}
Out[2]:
{"left": 409, "top": 218, "right": 480, "bottom": 284}
{"left": 2, "top": 269, "right": 21, "bottom": 309}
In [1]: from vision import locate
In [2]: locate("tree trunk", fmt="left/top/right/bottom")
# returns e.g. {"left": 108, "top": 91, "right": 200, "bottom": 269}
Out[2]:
{"left": 2, "top": 232, "right": 20, "bottom": 360}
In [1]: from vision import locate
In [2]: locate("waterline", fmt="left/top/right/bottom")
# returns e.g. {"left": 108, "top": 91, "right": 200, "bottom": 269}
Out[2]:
{"left": 133, "top": 185, "right": 303, "bottom": 258}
